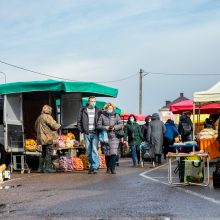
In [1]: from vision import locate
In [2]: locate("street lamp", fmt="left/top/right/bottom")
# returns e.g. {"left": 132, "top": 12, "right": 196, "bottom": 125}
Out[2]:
{"left": 139, "top": 69, "right": 150, "bottom": 114}
{"left": 0, "top": 71, "right": 6, "bottom": 83}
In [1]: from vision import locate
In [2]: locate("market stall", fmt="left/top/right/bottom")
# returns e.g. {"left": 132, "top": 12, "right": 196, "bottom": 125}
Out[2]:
{"left": 170, "top": 99, "right": 220, "bottom": 114}
{"left": 193, "top": 81, "right": 220, "bottom": 159}
{"left": 0, "top": 79, "right": 118, "bottom": 172}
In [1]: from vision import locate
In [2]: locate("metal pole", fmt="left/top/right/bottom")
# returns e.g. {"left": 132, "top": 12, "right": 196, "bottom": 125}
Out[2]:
{"left": 193, "top": 102, "right": 195, "bottom": 140}
{"left": 139, "top": 68, "right": 143, "bottom": 114}
{"left": 0, "top": 71, "right": 6, "bottom": 83}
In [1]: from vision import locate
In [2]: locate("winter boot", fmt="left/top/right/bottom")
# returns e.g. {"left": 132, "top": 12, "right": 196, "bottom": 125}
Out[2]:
{"left": 37, "top": 157, "right": 45, "bottom": 173}
{"left": 105, "top": 156, "right": 111, "bottom": 173}
{"left": 44, "top": 158, "right": 56, "bottom": 173}
{"left": 116, "top": 155, "right": 119, "bottom": 166}
{"left": 110, "top": 155, "right": 117, "bottom": 174}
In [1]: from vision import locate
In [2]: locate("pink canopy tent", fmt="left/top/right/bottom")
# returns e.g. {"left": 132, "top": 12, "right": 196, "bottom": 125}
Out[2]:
{"left": 120, "top": 112, "right": 149, "bottom": 121}
{"left": 169, "top": 100, "right": 220, "bottom": 114}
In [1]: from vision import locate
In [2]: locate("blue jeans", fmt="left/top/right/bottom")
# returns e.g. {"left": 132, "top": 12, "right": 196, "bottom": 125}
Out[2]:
{"left": 130, "top": 145, "right": 141, "bottom": 165}
{"left": 84, "top": 133, "right": 99, "bottom": 170}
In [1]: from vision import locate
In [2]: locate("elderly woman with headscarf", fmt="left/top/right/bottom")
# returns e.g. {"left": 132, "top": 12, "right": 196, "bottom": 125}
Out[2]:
{"left": 97, "top": 103, "right": 123, "bottom": 174}
{"left": 35, "top": 105, "right": 61, "bottom": 173}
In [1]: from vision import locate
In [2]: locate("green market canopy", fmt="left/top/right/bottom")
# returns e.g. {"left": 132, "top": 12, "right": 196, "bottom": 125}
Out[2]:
{"left": 0, "top": 79, "right": 118, "bottom": 98}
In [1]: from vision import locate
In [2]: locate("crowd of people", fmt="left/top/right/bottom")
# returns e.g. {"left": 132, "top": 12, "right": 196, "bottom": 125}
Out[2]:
{"left": 35, "top": 96, "right": 204, "bottom": 175}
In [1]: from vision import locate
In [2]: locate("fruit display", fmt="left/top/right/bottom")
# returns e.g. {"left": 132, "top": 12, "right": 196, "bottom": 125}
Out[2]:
{"left": 79, "top": 154, "right": 90, "bottom": 170}
{"left": 67, "top": 132, "right": 75, "bottom": 140}
{"left": 60, "top": 134, "right": 69, "bottom": 142}
{"left": 65, "top": 139, "right": 74, "bottom": 148}
{"left": 99, "top": 154, "right": 107, "bottom": 169}
{"left": 72, "top": 156, "right": 84, "bottom": 171}
{"left": 56, "top": 132, "right": 79, "bottom": 148}
{"left": 25, "top": 139, "right": 37, "bottom": 151}
{"left": 57, "top": 139, "right": 65, "bottom": 148}
{"left": 59, "top": 156, "right": 74, "bottom": 171}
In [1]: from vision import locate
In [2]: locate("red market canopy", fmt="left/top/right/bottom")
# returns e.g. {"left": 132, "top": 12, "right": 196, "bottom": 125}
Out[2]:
{"left": 120, "top": 112, "right": 149, "bottom": 121}
{"left": 169, "top": 100, "right": 220, "bottom": 114}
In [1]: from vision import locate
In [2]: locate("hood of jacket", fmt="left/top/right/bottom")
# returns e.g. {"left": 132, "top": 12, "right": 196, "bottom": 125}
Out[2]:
{"left": 41, "top": 105, "right": 52, "bottom": 115}
{"left": 151, "top": 113, "right": 160, "bottom": 121}
{"left": 165, "top": 119, "right": 175, "bottom": 126}
{"left": 180, "top": 114, "right": 187, "bottom": 122}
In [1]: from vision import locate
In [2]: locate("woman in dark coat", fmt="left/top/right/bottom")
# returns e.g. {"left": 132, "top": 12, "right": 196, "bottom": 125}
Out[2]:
{"left": 148, "top": 113, "right": 166, "bottom": 166}
{"left": 124, "top": 114, "right": 144, "bottom": 166}
{"left": 141, "top": 115, "right": 151, "bottom": 141}
{"left": 97, "top": 103, "right": 123, "bottom": 174}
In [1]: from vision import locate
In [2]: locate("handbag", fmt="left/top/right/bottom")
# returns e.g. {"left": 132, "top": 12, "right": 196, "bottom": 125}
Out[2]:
{"left": 99, "top": 130, "right": 109, "bottom": 143}
{"left": 115, "top": 129, "right": 124, "bottom": 138}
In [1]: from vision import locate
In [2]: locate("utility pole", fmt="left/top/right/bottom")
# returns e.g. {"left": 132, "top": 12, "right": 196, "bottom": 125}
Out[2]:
{"left": 139, "top": 68, "right": 143, "bottom": 114}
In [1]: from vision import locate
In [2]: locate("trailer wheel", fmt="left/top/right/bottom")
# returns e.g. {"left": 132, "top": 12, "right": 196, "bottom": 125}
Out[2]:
{"left": 0, "top": 145, "right": 6, "bottom": 165}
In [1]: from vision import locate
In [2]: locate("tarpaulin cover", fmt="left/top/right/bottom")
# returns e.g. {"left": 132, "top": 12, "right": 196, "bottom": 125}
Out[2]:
{"left": 0, "top": 79, "right": 118, "bottom": 98}
{"left": 170, "top": 100, "right": 220, "bottom": 114}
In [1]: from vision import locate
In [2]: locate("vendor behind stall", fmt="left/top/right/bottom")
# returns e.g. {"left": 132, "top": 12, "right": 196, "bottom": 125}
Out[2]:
{"left": 35, "top": 105, "right": 61, "bottom": 173}
{"left": 178, "top": 111, "right": 193, "bottom": 142}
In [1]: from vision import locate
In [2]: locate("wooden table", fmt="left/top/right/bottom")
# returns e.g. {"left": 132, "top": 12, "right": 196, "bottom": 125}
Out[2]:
{"left": 167, "top": 152, "right": 210, "bottom": 187}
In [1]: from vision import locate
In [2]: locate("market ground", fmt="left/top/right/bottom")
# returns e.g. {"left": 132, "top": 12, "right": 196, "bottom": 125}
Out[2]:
{"left": 0, "top": 158, "right": 220, "bottom": 220}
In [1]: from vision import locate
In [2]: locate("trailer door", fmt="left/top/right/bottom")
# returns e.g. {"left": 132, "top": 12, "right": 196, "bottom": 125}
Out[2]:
{"left": 61, "top": 93, "right": 82, "bottom": 129}
{"left": 4, "top": 94, "right": 24, "bottom": 152}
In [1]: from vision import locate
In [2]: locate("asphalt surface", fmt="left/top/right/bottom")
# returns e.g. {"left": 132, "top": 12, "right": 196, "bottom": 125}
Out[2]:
{"left": 0, "top": 158, "right": 220, "bottom": 220}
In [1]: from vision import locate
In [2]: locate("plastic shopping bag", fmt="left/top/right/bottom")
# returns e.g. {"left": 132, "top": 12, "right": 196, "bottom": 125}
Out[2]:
{"left": 99, "top": 130, "right": 109, "bottom": 144}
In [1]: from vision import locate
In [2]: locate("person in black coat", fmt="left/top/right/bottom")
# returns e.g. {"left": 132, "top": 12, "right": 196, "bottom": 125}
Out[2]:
{"left": 141, "top": 115, "right": 151, "bottom": 141}
{"left": 178, "top": 112, "right": 193, "bottom": 142}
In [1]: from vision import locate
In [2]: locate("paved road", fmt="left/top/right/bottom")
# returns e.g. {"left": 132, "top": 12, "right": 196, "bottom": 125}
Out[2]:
{"left": 0, "top": 159, "right": 220, "bottom": 220}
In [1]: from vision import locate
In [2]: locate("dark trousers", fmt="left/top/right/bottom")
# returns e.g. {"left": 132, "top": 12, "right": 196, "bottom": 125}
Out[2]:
{"left": 41, "top": 145, "right": 53, "bottom": 159}
{"left": 155, "top": 154, "right": 161, "bottom": 165}
{"left": 163, "top": 137, "right": 174, "bottom": 159}
{"left": 105, "top": 155, "right": 117, "bottom": 172}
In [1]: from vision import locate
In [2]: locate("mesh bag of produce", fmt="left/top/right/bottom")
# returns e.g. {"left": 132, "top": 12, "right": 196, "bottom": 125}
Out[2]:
{"left": 72, "top": 156, "right": 84, "bottom": 171}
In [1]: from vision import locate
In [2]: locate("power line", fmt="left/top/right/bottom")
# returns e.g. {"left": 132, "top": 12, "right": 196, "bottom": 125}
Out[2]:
{"left": 0, "top": 59, "right": 138, "bottom": 84}
{"left": 144, "top": 71, "right": 220, "bottom": 76}
{"left": 0, "top": 60, "right": 78, "bottom": 82}
{"left": 96, "top": 73, "right": 138, "bottom": 83}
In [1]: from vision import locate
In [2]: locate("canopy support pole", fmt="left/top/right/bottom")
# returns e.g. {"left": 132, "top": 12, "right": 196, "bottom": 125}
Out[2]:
{"left": 193, "top": 103, "right": 196, "bottom": 140}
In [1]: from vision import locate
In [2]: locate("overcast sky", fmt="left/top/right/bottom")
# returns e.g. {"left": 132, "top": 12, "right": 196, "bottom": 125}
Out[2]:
{"left": 0, "top": 0, "right": 220, "bottom": 115}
